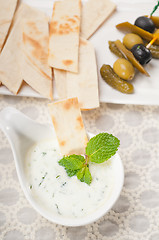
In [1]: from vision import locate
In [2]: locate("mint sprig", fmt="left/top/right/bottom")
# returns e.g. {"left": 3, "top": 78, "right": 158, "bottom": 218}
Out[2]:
{"left": 58, "top": 133, "right": 120, "bottom": 185}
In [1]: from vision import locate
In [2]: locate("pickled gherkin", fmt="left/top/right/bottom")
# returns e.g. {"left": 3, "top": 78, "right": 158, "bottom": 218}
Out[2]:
{"left": 108, "top": 41, "right": 125, "bottom": 58}
{"left": 145, "top": 43, "right": 159, "bottom": 59}
{"left": 100, "top": 64, "right": 134, "bottom": 94}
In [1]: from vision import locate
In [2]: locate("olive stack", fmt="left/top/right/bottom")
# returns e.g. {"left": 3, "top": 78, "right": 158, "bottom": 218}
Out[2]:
{"left": 100, "top": 13, "right": 159, "bottom": 94}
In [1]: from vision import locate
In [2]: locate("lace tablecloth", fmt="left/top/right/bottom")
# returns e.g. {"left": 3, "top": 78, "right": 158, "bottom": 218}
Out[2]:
{"left": 0, "top": 95, "right": 159, "bottom": 240}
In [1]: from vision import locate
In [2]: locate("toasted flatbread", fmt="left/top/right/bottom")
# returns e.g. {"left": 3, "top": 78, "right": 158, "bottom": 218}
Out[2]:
{"left": 81, "top": 0, "right": 116, "bottom": 39}
{"left": 54, "top": 38, "right": 99, "bottom": 110}
{"left": 66, "top": 38, "right": 99, "bottom": 109}
{"left": 0, "top": 3, "right": 53, "bottom": 98}
{"left": 54, "top": 69, "right": 67, "bottom": 99}
{"left": 21, "top": 6, "right": 53, "bottom": 99}
{"left": 48, "top": 98, "right": 88, "bottom": 155}
{"left": 48, "top": 0, "right": 81, "bottom": 73}
{"left": 0, "top": 0, "right": 18, "bottom": 52}
{"left": 0, "top": 4, "right": 25, "bottom": 94}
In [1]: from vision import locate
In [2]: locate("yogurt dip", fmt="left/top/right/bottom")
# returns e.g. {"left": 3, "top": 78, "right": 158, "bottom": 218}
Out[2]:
{"left": 25, "top": 137, "right": 116, "bottom": 218}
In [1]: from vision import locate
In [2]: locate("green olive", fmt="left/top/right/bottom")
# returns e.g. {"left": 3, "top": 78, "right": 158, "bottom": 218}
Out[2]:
{"left": 154, "top": 29, "right": 159, "bottom": 36}
{"left": 113, "top": 58, "right": 135, "bottom": 81}
{"left": 123, "top": 33, "right": 143, "bottom": 50}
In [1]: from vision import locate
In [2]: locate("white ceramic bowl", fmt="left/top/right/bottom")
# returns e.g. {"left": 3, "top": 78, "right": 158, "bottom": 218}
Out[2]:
{"left": 0, "top": 107, "right": 124, "bottom": 226}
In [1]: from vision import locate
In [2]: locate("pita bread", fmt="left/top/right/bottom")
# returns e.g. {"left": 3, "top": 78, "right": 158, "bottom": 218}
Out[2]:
{"left": 48, "top": 98, "right": 88, "bottom": 155}
{"left": 0, "top": 4, "right": 24, "bottom": 94}
{"left": 48, "top": 0, "right": 81, "bottom": 73}
{"left": 0, "top": 3, "right": 53, "bottom": 98}
{"left": 54, "top": 69, "right": 67, "bottom": 99}
{"left": 81, "top": 0, "right": 116, "bottom": 39}
{"left": 66, "top": 38, "right": 99, "bottom": 109}
{"left": 54, "top": 38, "right": 99, "bottom": 110}
{"left": 21, "top": 6, "right": 53, "bottom": 99}
{"left": 0, "top": 0, "right": 18, "bottom": 52}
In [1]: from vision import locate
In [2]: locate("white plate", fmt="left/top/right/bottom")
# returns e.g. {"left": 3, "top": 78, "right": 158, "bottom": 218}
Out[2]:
{"left": 1, "top": 0, "right": 159, "bottom": 105}
{"left": 92, "top": 2, "right": 159, "bottom": 105}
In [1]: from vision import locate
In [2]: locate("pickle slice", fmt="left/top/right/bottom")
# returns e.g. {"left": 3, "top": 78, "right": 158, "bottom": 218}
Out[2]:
{"left": 116, "top": 22, "right": 159, "bottom": 45}
{"left": 100, "top": 64, "right": 134, "bottom": 94}
{"left": 114, "top": 40, "right": 149, "bottom": 76}
{"left": 108, "top": 41, "right": 125, "bottom": 58}
{"left": 146, "top": 43, "right": 159, "bottom": 58}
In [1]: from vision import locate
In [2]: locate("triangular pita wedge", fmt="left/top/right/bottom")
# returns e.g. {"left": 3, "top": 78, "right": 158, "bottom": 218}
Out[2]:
{"left": 81, "top": 0, "right": 116, "bottom": 39}
{"left": 48, "top": 98, "right": 88, "bottom": 155}
{"left": 54, "top": 38, "right": 99, "bottom": 110}
{"left": 0, "top": 3, "right": 52, "bottom": 98}
{"left": 22, "top": 56, "right": 53, "bottom": 99}
{"left": 48, "top": 0, "right": 81, "bottom": 73}
{"left": 21, "top": 6, "right": 53, "bottom": 99}
{"left": 0, "top": 0, "right": 18, "bottom": 52}
{"left": 0, "top": 4, "right": 25, "bottom": 94}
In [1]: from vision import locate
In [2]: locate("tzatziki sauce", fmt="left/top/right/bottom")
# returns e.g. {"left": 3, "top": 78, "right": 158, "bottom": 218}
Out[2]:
{"left": 25, "top": 137, "right": 116, "bottom": 218}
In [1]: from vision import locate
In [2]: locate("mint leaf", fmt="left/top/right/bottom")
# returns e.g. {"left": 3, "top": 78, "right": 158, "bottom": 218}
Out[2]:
{"left": 76, "top": 166, "right": 92, "bottom": 185}
{"left": 76, "top": 167, "right": 85, "bottom": 181}
{"left": 58, "top": 155, "right": 85, "bottom": 170}
{"left": 83, "top": 166, "right": 92, "bottom": 185}
{"left": 86, "top": 133, "right": 120, "bottom": 163}
{"left": 66, "top": 169, "right": 78, "bottom": 177}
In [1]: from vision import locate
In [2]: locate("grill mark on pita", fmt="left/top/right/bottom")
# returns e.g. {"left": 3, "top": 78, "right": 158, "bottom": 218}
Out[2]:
{"left": 63, "top": 101, "right": 72, "bottom": 110}
{"left": 23, "top": 33, "right": 48, "bottom": 64}
{"left": 50, "top": 21, "right": 58, "bottom": 34}
{"left": 62, "top": 60, "right": 73, "bottom": 66}
{"left": 80, "top": 38, "right": 87, "bottom": 46}
{"left": 59, "top": 23, "right": 72, "bottom": 35}
{"left": 60, "top": 140, "right": 66, "bottom": 146}
{"left": 63, "top": 98, "right": 78, "bottom": 109}
{"left": 74, "top": 15, "right": 80, "bottom": 20}
{"left": 76, "top": 116, "right": 84, "bottom": 129}
{"left": 50, "top": 16, "right": 79, "bottom": 35}
{"left": 22, "top": 49, "right": 52, "bottom": 81}
{"left": 75, "top": 26, "right": 80, "bottom": 31}
{"left": 67, "top": 18, "right": 77, "bottom": 24}
{"left": 73, "top": 98, "right": 79, "bottom": 108}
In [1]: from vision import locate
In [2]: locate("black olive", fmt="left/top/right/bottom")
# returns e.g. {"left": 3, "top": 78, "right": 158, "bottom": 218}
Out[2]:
{"left": 131, "top": 44, "right": 152, "bottom": 65}
{"left": 134, "top": 16, "right": 155, "bottom": 33}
